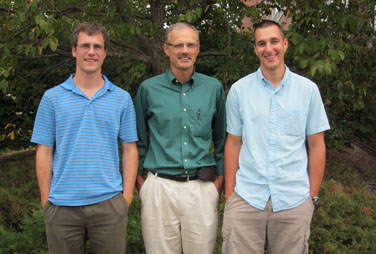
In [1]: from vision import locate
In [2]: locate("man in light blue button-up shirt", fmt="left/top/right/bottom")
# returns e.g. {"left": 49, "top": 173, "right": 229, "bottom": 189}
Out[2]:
{"left": 222, "top": 20, "right": 330, "bottom": 254}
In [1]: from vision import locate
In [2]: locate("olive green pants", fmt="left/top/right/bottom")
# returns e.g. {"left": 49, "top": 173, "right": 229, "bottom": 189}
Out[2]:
{"left": 44, "top": 193, "right": 129, "bottom": 254}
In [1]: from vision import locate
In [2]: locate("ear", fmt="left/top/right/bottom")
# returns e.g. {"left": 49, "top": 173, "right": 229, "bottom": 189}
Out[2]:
{"left": 163, "top": 44, "right": 169, "bottom": 56}
{"left": 72, "top": 47, "right": 77, "bottom": 58}
{"left": 283, "top": 38, "right": 288, "bottom": 52}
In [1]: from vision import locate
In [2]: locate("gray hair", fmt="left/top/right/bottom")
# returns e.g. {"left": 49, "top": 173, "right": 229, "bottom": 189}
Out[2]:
{"left": 165, "top": 23, "right": 200, "bottom": 44}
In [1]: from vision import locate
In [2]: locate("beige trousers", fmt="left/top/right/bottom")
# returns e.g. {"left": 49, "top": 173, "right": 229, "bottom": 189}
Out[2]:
{"left": 140, "top": 172, "right": 219, "bottom": 254}
{"left": 222, "top": 192, "right": 314, "bottom": 254}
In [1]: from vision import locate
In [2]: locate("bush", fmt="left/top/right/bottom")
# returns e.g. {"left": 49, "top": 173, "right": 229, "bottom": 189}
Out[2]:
{"left": 1, "top": 154, "right": 376, "bottom": 253}
{"left": 0, "top": 208, "right": 47, "bottom": 254}
{"left": 310, "top": 180, "right": 376, "bottom": 253}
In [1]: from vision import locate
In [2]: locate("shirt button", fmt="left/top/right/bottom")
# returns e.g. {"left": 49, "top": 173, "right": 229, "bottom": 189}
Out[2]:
{"left": 184, "top": 142, "right": 187, "bottom": 145}
{"left": 184, "top": 159, "right": 188, "bottom": 162}
{"left": 184, "top": 108, "right": 187, "bottom": 112}
{"left": 184, "top": 170, "right": 188, "bottom": 174}
{"left": 184, "top": 125, "right": 187, "bottom": 129}
{"left": 183, "top": 93, "right": 186, "bottom": 96}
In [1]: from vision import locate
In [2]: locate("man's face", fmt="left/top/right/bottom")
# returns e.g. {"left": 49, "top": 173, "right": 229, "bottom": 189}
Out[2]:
{"left": 72, "top": 32, "right": 107, "bottom": 75}
{"left": 254, "top": 25, "right": 288, "bottom": 73}
{"left": 163, "top": 27, "right": 200, "bottom": 74}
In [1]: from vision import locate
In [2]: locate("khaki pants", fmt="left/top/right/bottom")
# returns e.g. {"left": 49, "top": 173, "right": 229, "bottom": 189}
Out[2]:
{"left": 44, "top": 193, "right": 129, "bottom": 254}
{"left": 222, "top": 192, "right": 314, "bottom": 254}
{"left": 140, "top": 172, "right": 219, "bottom": 254}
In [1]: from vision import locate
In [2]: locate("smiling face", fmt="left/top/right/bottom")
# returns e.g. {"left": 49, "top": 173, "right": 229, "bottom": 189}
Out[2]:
{"left": 254, "top": 24, "right": 288, "bottom": 75}
{"left": 163, "top": 26, "right": 200, "bottom": 75}
{"left": 72, "top": 32, "right": 107, "bottom": 76}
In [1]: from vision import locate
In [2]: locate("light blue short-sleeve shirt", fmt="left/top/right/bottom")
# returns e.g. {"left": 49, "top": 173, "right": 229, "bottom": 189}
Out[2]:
{"left": 31, "top": 75, "right": 138, "bottom": 206}
{"left": 226, "top": 67, "right": 330, "bottom": 212}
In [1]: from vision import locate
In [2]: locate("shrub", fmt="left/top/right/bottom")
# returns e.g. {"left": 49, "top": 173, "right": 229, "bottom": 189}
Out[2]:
{"left": 0, "top": 208, "right": 47, "bottom": 254}
{"left": 310, "top": 180, "right": 376, "bottom": 253}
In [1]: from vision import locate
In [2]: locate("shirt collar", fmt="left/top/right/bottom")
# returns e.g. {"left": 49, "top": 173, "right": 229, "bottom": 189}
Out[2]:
{"left": 256, "top": 65, "right": 290, "bottom": 88}
{"left": 61, "top": 74, "right": 114, "bottom": 93}
{"left": 166, "top": 69, "right": 195, "bottom": 87}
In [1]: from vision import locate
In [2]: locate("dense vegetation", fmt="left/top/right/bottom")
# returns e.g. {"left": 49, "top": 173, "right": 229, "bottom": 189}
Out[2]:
{"left": 0, "top": 1, "right": 375, "bottom": 253}
{"left": 1, "top": 153, "right": 375, "bottom": 253}
{"left": 0, "top": 0, "right": 375, "bottom": 151}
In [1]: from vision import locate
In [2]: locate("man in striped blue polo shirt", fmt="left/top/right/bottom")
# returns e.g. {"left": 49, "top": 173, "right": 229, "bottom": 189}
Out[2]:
{"left": 31, "top": 22, "right": 138, "bottom": 254}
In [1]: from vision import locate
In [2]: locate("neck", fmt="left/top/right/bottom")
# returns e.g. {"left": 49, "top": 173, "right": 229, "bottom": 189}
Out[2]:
{"left": 171, "top": 67, "right": 194, "bottom": 84}
{"left": 73, "top": 71, "right": 104, "bottom": 98}
{"left": 261, "top": 65, "right": 286, "bottom": 89}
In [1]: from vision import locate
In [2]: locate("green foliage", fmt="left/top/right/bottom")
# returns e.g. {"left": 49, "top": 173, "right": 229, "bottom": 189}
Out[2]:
{"left": 1, "top": 154, "right": 376, "bottom": 252}
{"left": 310, "top": 180, "right": 376, "bottom": 253}
{"left": 0, "top": 0, "right": 255, "bottom": 151}
{"left": 0, "top": 209, "right": 48, "bottom": 254}
{"left": 1, "top": 1, "right": 374, "bottom": 150}
{"left": 0, "top": 156, "right": 39, "bottom": 230}
{"left": 280, "top": 0, "right": 376, "bottom": 147}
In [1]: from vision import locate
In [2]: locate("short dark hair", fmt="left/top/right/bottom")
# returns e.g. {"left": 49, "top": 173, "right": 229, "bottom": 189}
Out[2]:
{"left": 165, "top": 23, "right": 200, "bottom": 45}
{"left": 71, "top": 22, "right": 109, "bottom": 50}
{"left": 253, "top": 19, "right": 285, "bottom": 44}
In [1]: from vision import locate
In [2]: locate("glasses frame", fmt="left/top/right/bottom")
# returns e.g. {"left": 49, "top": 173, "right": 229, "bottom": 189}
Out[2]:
{"left": 165, "top": 42, "right": 199, "bottom": 50}
{"left": 76, "top": 43, "right": 105, "bottom": 51}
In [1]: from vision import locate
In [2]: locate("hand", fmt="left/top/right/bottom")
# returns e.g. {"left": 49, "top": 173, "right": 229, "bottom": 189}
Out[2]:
{"left": 213, "top": 175, "right": 224, "bottom": 195}
{"left": 41, "top": 199, "right": 48, "bottom": 208}
{"left": 123, "top": 193, "right": 132, "bottom": 205}
{"left": 224, "top": 190, "right": 233, "bottom": 201}
{"left": 136, "top": 175, "right": 145, "bottom": 192}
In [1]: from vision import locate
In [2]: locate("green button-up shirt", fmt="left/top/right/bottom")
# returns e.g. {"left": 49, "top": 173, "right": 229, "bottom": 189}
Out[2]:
{"left": 135, "top": 69, "right": 226, "bottom": 176}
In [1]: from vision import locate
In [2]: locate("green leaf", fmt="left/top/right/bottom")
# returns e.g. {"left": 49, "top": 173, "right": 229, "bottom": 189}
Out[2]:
{"left": 48, "top": 37, "right": 58, "bottom": 51}
{"left": 0, "top": 79, "right": 8, "bottom": 93}
{"left": 196, "top": 7, "right": 202, "bottom": 18}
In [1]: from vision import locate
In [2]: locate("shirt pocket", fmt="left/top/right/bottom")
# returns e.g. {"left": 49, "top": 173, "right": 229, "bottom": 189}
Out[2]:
{"left": 188, "top": 109, "right": 213, "bottom": 138}
{"left": 283, "top": 109, "right": 306, "bottom": 136}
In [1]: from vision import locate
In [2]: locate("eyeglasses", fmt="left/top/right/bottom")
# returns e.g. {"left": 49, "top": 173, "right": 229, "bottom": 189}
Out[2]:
{"left": 76, "top": 43, "right": 105, "bottom": 51}
{"left": 165, "top": 43, "right": 199, "bottom": 50}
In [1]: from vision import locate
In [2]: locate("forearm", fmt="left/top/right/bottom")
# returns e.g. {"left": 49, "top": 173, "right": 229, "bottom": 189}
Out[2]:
{"left": 308, "top": 133, "right": 326, "bottom": 197}
{"left": 224, "top": 134, "right": 242, "bottom": 200}
{"left": 35, "top": 145, "right": 53, "bottom": 207}
{"left": 122, "top": 142, "right": 138, "bottom": 203}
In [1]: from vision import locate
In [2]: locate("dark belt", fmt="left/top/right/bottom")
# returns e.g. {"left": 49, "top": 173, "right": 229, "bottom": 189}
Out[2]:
{"left": 150, "top": 171, "right": 198, "bottom": 182}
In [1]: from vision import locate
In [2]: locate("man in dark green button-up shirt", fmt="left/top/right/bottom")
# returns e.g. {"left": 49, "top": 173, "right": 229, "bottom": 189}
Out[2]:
{"left": 135, "top": 23, "right": 226, "bottom": 254}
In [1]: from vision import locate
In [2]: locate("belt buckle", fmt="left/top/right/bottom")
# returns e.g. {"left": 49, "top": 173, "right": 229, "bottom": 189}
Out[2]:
{"left": 175, "top": 174, "right": 189, "bottom": 181}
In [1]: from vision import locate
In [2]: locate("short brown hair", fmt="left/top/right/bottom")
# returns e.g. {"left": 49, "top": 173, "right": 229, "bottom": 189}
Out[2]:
{"left": 253, "top": 19, "right": 285, "bottom": 44}
{"left": 71, "top": 22, "right": 109, "bottom": 49}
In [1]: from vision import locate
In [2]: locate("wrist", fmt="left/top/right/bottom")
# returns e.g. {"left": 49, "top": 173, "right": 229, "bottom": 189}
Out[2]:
{"left": 311, "top": 196, "right": 319, "bottom": 206}
{"left": 123, "top": 195, "right": 132, "bottom": 205}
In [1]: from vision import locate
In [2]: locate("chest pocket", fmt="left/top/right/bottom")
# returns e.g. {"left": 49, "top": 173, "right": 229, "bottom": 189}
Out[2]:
{"left": 188, "top": 109, "right": 213, "bottom": 138}
{"left": 283, "top": 110, "right": 306, "bottom": 136}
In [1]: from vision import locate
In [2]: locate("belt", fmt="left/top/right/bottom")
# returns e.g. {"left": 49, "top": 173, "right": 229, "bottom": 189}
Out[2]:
{"left": 150, "top": 171, "right": 198, "bottom": 182}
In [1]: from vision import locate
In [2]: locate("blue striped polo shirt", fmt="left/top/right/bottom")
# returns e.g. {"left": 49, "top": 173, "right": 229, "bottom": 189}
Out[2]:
{"left": 31, "top": 75, "right": 138, "bottom": 206}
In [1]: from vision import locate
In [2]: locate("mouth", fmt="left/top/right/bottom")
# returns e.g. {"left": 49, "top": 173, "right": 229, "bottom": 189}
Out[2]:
{"left": 178, "top": 55, "right": 192, "bottom": 61}
{"left": 264, "top": 54, "right": 277, "bottom": 60}
{"left": 85, "top": 59, "right": 98, "bottom": 62}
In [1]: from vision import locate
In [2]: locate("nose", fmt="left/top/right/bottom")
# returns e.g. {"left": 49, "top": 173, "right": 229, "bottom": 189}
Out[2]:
{"left": 88, "top": 45, "right": 95, "bottom": 54}
{"left": 181, "top": 44, "right": 189, "bottom": 52}
{"left": 265, "top": 42, "right": 273, "bottom": 52}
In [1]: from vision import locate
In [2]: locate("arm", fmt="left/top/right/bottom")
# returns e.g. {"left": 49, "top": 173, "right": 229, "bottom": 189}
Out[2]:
{"left": 35, "top": 144, "right": 53, "bottom": 208}
{"left": 307, "top": 132, "right": 326, "bottom": 197}
{"left": 224, "top": 133, "right": 242, "bottom": 200}
{"left": 134, "top": 84, "right": 149, "bottom": 192}
{"left": 212, "top": 84, "right": 226, "bottom": 194}
{"left": 122, "top": 142, "right": 138, "bottom": 204}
